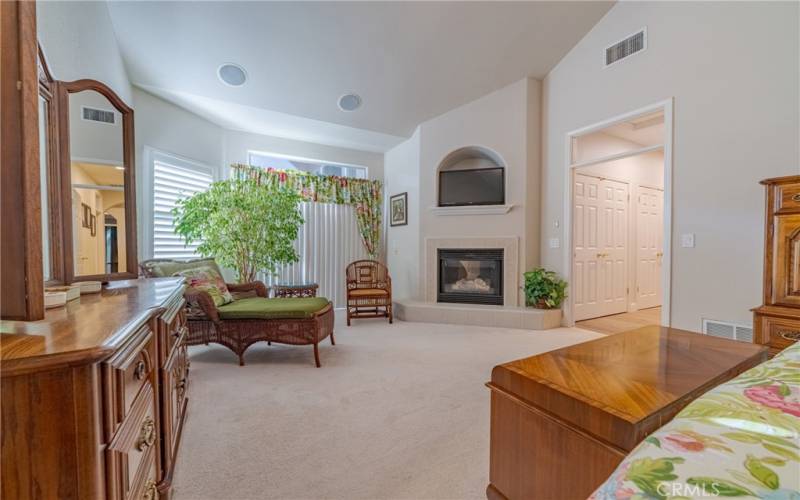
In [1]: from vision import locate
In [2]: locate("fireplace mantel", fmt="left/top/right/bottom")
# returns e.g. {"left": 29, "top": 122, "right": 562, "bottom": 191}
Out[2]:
{"left": 429, "top": 204, "right": 514, "bottom": 216}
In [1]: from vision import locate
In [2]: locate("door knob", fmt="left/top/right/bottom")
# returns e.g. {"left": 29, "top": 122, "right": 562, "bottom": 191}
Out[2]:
{"left": 656, "top": 252, "right": 663, "bottom": 257}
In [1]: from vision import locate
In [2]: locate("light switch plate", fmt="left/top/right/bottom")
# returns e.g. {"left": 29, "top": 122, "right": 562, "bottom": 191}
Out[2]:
{"left": 549, "top": 238, "right": 560, "bottom": 249}
{"left": 681, "top": 234, "right": 695, "bottom": 248}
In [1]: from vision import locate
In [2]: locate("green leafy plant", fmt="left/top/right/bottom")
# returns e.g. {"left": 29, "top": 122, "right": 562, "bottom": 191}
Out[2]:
{"left": 172, "top": 178, "right": 304, "bottom": 283}
{"left": 523, "top": 268, "right": 568, "bottom": 309}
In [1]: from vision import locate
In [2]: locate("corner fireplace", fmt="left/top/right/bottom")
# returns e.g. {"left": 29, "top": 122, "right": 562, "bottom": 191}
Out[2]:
{"left": 438, "top": 249, "right": 504, "bottom": 305}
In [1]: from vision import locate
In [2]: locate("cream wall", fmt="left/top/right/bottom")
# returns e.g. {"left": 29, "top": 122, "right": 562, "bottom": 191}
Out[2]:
{"left": 69, "top": 91, "right": 124, "bottom": 165}
{"left": 382, "top": 78, "right": 542, "bottom": 304}
{"left": 419, "top": 78, "right": 542, "bottom": 305}
{"left": 134, "top": 89, "right": 225, "bottom": 176}
{"left": 525, "top": 78, "right": 542, "bottom": 273}
{"left": 577, "top": 134, "right": 664, "bottom": 189}
{"left": 133, "top": 88, "right": 227, "bottom": 260}
{"left": 542, "top": 1, "right": 800, "bottom": 329}
{"left": 37, "top": 0, "right": 132, "bottom": 103}
{"left": 385, "top": 128, "right": 421, "bottom": 299}
{"left": 574, "top": 131, "right": 661, "bottom": 166}
{"left": 224, "top": 130, "right": 384, "bottom": 181}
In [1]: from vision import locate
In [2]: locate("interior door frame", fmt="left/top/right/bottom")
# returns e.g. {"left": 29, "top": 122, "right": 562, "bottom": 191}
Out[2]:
{"left": 563, "top": 99, "right": 674, "bottom": 327}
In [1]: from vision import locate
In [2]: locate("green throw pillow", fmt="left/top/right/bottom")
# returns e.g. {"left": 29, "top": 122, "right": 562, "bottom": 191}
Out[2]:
{"left": 173, "top": 266, "right": 233, "bottom": 307}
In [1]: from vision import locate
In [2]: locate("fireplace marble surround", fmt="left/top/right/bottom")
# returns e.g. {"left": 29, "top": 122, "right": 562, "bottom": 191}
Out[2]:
{"left": 394, "top": 237, "right": 562, "bottom": 330}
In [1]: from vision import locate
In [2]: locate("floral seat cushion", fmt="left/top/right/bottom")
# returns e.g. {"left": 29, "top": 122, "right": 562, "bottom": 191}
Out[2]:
{"left": 591, "top": 342, "right": 800, "bottom": 500}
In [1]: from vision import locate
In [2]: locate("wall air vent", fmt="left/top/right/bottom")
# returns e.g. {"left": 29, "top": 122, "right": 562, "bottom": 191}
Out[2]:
{"left": 702, "top": 319, "right": 754, "bottom": 343}
{"left": 82, "top": 106, "right": 116, "bottom": 125}
{"left": 605, "top": 29, "right": 647, "bottom": 67}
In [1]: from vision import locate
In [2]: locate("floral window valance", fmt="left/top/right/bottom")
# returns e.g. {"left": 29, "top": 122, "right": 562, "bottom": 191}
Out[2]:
{"left": 231, "top": 163, "right": 383, "bottom": 258}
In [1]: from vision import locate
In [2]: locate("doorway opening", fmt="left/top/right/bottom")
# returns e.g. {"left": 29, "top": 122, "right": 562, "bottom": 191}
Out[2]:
{"left": 564, "top": 100, "right": 673, "bottom": 333}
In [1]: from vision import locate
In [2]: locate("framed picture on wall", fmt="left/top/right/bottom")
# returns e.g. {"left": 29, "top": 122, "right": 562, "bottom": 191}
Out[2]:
{"left": 89, "top": 213, "right": 97, "bottom": 237}
{"left": 81, "top": 203, "right": 92, "bottom": 229}
{"left": 390, "top": 192, "right": 408, "bottom": 227}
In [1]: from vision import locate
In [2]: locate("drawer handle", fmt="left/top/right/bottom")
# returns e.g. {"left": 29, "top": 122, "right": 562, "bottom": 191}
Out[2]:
{"left": 136, "top": 417, "right": 156, "bottom": 451}
{"left": 792, "top": 194, "right": 800, "bottom": 202}
{"left": 134, "top": 360, "right": 147, "bottom": 381}
{"left": 142, "top": 479, "right": 158, "bottom": 500}
{"left": 779, "top": 330, "right": 800, "bottom": 341}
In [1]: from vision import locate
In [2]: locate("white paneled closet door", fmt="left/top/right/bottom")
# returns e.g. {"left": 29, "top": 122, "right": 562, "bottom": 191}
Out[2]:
{"left": 636, "top": 186, "right": 663, "bottom": 309}
{"left": 573, "top": 173, "right": 629, "bottom": 321}
{"left": 260, "top": 202, "right": 368, "bottom": 309}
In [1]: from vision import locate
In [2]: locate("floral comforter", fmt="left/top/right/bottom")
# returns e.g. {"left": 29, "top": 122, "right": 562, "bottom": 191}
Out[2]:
{"left": 591, "top": 343, "right": 800, "bottom": 500}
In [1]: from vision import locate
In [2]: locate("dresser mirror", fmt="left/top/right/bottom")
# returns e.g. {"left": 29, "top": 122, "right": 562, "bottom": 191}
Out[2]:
{"left": 37, "top": 45, "right": 62, "bottom": 286}
{"left": 58, "top": 80, "right": 137, "bottom": 282}
{"left": 38, "top": 60, "right": 53, "bottom": 282}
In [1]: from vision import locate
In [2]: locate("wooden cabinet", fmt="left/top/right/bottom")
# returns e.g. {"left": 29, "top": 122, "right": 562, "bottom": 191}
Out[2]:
{"left": 1, "top": 278, "right": 188, "bottom": 500}
{"left": 486, "top": 326, "right": 767, "bottom": 500}
{"left": 156, "top": 297, "right": 189, "bottom": 498}
{"left": 754, "top": 176, "right": 800, "bottom": 356}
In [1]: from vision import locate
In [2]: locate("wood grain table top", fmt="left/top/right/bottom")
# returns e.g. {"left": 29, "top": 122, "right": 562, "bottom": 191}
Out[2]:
{"left": 1, "top": 278, "right": 184, "bottom": 374}
{"left": 489, "top": 325, "right": 767, "bottom": 451}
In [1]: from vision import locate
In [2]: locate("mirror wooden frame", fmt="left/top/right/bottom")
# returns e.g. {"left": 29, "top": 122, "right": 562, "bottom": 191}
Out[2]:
{"left": 53, "top": 78, "right": 138, "bottom": 282}
{"left": 38, "top": 44, "right": 65, "bottom": 286}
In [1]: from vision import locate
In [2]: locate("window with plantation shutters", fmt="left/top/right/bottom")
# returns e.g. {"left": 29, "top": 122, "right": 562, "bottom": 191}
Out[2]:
{"left": 152, "top": 159, "right": 213, "bottom": 259}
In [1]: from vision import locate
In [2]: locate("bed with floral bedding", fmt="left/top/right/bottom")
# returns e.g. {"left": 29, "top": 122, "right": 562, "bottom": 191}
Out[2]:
{"left": 591, "top": 342, "right": 800, "bottom": 500}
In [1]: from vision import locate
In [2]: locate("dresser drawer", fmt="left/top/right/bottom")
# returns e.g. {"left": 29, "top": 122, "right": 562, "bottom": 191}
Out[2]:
{"left": 105, "top": 325, "right": 156, "bottom": 429}
{"left": 775, "top": 183, "right": 800, "bottom": 214}
{"left": 159, "top": 298, "right": 187, "bottom": 362}
{"left": 107, "top": 382, "right": 159, "bottom": 500}
{"left": 756, "top": 313, "right": 800, "bottom": 355}
{"left": 162, "top": 341, "right": 189, "bottom": 464}
{"left": 127, "top": 447, "right": 158, "bottom": 500}
{"left": 764, "top": 316, "right": 800, "bottom": 348}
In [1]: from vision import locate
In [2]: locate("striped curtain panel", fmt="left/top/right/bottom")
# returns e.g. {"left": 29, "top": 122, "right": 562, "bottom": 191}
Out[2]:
{"left": 258, "top": 202, "right": 368, "bottom": 308}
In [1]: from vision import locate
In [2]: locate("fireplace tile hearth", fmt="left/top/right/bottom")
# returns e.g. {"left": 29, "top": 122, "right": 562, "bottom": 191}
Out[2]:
{"left": 393, "top": 300, "right": 562, "bottom": 330}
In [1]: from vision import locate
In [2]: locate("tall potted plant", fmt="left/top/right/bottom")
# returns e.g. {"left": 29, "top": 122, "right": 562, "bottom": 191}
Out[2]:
{"left": 523, "top": 268, "right": 568, "bottom": 309}
{"left": 172, "top": 177, "right": 304, "bottom": 283}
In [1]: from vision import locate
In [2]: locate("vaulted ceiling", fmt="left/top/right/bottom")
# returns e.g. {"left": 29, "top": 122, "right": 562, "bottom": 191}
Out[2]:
{"left": 107, "top": 1, "right": 614, "bottom": 152}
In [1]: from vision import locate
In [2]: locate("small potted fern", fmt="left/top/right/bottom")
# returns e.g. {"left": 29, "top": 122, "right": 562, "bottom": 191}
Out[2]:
{"left": 523, "top": 268, "right": 568, "bottom": 309}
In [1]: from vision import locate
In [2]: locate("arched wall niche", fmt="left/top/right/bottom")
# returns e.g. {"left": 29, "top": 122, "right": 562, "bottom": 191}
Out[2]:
{"left": 437, "top": 145, "right": 505, "bottom": 172}
{"left": 436, "top": 146, "right": 506, "bottom": 207}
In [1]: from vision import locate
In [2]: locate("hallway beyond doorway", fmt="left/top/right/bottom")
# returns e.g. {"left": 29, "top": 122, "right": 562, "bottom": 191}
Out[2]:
{"left": 576, "top": 307, "right": 661, "bottom": 335}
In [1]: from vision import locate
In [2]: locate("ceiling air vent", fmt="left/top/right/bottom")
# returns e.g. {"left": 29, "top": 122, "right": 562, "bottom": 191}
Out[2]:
{"left": 702, "top": 319, "right": 754, "bottom": 344}
{"left": 605, "top": 29, "right": 647, "bottom": 67}
{"left": 82, "top": 106, "right": 115, "bottom": 125}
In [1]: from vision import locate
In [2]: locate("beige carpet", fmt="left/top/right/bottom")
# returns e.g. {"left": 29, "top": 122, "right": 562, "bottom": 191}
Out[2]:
{"left": 171, "top": 315, "right": 602, "bottom": 500}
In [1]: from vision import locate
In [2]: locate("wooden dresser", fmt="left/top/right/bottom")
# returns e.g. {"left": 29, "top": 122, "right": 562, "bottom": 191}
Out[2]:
{"left": 1, "top": 278, "right": 189, "bottom": 500}
{"left": 753, "top": 175, "right": 800, "bottom": 356}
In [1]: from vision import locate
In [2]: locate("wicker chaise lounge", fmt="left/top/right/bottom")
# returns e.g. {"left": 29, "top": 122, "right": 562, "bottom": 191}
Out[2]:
{"left": 140, "top": 259, "right": 335, "bottom": 367}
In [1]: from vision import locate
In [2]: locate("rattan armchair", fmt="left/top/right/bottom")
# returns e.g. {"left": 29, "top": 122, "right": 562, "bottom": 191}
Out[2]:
{"left": 345, "top": 260, "right": 392, "bottom": 325}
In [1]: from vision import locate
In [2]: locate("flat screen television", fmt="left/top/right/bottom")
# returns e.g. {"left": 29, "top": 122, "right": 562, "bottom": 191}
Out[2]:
{"left": 438, "top": 167, "right": 505, "bottom": 206}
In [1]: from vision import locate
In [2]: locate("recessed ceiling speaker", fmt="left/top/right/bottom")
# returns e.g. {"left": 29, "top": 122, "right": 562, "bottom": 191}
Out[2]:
{"left": 218, "top": 63, "right": 247, "bottom": 87}
{"left": 338, "top": 93, "right": 362, "bottom": 112}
